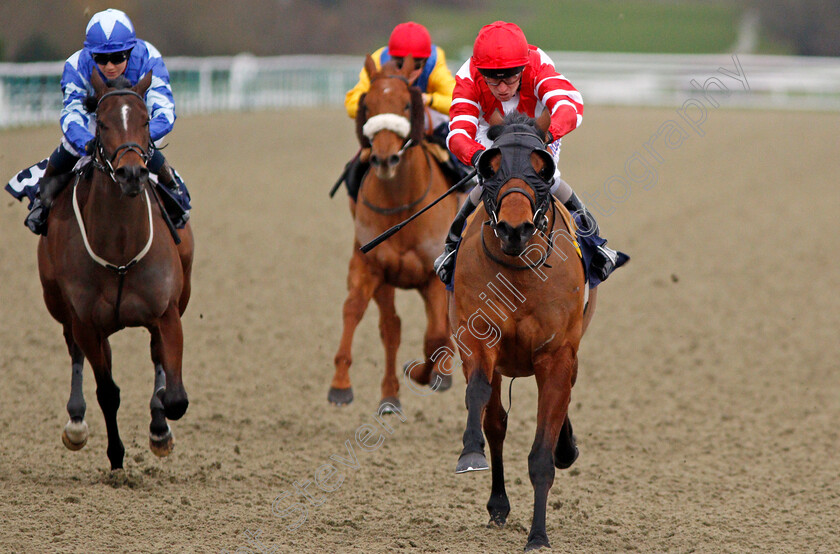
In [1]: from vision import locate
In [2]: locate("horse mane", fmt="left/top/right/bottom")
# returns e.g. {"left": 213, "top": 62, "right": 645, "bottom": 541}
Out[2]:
{"left": 84, "top": 75, "right": 133, "bottom": 112}
{"left": 487, "top": 112, "right": 547, "bottom": 143}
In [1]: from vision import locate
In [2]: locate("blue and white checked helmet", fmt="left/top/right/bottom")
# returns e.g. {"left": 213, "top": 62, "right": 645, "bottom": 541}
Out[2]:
{"left": 84, "top": 9, "right": 136, "bottom": 53}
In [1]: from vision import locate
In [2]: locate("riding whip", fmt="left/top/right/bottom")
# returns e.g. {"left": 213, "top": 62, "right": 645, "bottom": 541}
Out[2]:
{"left": 359, "top": 168, "right": 477, "bottom": 254}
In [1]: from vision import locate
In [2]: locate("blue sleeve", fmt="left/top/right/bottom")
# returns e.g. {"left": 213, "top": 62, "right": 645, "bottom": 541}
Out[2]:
{"left": 140, "top": 42, "right": 176, "bottom": 143}
{"left": 59, "top": 50, "right": 95, "bottom": 155}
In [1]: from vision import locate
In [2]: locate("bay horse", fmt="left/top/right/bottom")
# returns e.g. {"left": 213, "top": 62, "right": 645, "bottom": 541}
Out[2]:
{"left": 449, "top": 111, "right": 596, "bottom": 550}
{"left": 37, "top": 70, "right": 194, "bottom": 470}
{"left": 329, "top": 55, "right": 458, "bottom": 412}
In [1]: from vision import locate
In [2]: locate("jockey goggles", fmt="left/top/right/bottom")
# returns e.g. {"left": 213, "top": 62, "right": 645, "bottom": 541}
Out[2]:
{"left": 93, "top": 49, "right": 132, "bottom": 65}
{"left": 479, "top": 65, "right": 525, "bottom": 84}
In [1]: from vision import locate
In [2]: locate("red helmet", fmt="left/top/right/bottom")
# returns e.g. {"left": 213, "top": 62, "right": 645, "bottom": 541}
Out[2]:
{"left": 472, "top": 21, "right": 530, "bottom": 71}
{"left": 388, "top": 22, "right": 432, "bottom": 59}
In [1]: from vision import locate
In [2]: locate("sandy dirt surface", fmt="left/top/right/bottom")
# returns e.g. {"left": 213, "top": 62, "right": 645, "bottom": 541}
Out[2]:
{"left": 1, "top": 104, "right": 838, "bottom": 554}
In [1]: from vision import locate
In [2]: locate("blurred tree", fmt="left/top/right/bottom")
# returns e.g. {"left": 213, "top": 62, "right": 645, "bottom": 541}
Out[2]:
{"left": 754, "top": 0, "right": 840, "bottom": 56}
{"left": 14, "top": 33, "right": 62, "bottom": 62}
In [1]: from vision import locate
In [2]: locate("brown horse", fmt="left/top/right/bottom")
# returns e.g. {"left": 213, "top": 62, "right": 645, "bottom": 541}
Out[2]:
{"left": 449, "top": 112, "right": 596, "bottom": 550}
{"left": 329, "top": 55, "right": 457, "bottom": 412}
{"left": 37, "top": 70, "right": 194, "bottom": 470}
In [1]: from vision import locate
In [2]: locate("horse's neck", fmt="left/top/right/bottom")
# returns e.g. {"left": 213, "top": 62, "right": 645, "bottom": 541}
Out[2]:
{"left": 82, "top": 173, "right": 152, "bottom": 258}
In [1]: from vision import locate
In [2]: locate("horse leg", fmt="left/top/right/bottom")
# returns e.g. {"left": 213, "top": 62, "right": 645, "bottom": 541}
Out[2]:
{"left": 406, "top": 279, "right": 452, "bottom": 391}
{"left": 484, "top": 372, "right": 510, "bottom": 527}
{"left": 330, "top": 252, "right": 379, "bottom": 405}
{"left": 456, "top": 368, "right": 491, "bottom": 473}
{"left": 525, "top": 346, "right": 575, "bottom": 551}
{"left": 372, "top": 283, "right": 402, "bottom": 413}
{"left": 75, "top": 326, "right": 124, "bottom": 470}
{"left": 148, "top": 363, "right": 173, "bottom": 457}
{"left": 554, "top": 414, "right": 579, "bottom": 470}
{"left": 61, "top": 326, "right": 89, "bottom": 451}
{"left": 151, "top": 304, "right": 189, "bottom": 421}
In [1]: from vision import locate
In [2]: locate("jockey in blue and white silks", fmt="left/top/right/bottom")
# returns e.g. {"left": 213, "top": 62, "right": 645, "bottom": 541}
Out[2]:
{"left": 5, "top": 8, "right": 190, "bottom": 235}
{"left": 61, "top": 30, "right": 175, "bottom": 158}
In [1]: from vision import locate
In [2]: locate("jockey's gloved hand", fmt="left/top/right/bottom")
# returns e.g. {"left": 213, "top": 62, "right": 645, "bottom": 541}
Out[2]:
{"left": 84, "top": 139, "right": 96, "bottom": 155}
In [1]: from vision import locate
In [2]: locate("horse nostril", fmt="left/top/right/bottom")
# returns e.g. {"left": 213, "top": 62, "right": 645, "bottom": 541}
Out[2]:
{"left": 388, "top": 154, "right": 400, "bottom": 167}
{"left": 370, "top": 155, "right": 382, "bottom": 168}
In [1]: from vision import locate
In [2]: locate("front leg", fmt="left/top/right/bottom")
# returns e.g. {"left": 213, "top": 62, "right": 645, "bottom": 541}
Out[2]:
{"left": 329, "top": 250, "right": 379, "bottom": 406}
{"left": 62, "top": 327, "right": 88, "bottom": 451}
{"left": 151, "top": 304, "right": 188, "bottom": 420}
{"left": 484, "top": 372, "right": 510, "bottom": 526}
{"left": 456, "top": 368, "right": 492, "bottom": 473}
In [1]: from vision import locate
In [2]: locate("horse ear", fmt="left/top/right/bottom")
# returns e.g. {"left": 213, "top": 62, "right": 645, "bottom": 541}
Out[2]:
{"left": 364, "top": 54, "right": 377, "bottom": 80}
{"left": 402, "top": 55, "right": 419, "bottom": 83}
{"left": 487, "top": 109, "right": 505, "bottom": 127}
{"left": 90, "top": 68, "right": 109, "bottom": 99}
{"left": 133, "top": 72, "right": 153, "bottom": 97}
{"left": 535, "top": 108, "right": 552, "bottom": 139}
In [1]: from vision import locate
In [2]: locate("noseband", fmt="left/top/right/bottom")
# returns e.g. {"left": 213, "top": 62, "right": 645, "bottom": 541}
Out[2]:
{"left": 92, "top": 89, "right": 153, "bottom": 182}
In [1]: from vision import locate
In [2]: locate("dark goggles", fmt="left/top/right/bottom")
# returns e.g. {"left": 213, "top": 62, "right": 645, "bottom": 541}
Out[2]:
{"left": 478, "top": 65, "right": 526, "bottom": 82}
{"left": 92, "top": 49, "right": 132, "bottom": 66}
{"left": 393, "top": 57, "right": 427, "bottom": 71}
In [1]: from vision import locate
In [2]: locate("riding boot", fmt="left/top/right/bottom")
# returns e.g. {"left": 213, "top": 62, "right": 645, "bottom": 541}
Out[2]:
{"left": 563, "top": 192, "right": 621, "bottom": 282}
{"left": 434, "top": 194, "right": 479, "bottom": 285}
{"left": 24, "top": 159, "right": 66, "bottom": 236}
{"left": 344, "top": 154, "right": 369, "bottom": 202}
{"left": 154, "top": 161, "right": 190, "bottom": 227}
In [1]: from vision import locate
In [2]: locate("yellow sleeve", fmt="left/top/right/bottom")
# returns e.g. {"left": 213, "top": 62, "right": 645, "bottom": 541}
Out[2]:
{"left": 426, "top": 47, "right": 456, "bottom": 116}
{"left": 344, "top": 47, "right": 385, "bottom": 119}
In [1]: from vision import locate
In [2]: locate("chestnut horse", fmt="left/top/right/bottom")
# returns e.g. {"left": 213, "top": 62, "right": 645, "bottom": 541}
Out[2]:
{"left": 38, "top": 70, "right": 194, "bottom": 470}
{"left": 449, "top": 112, "right": 596, "bottom": 550}
{"left": 329, "top": 55, "right": 457, "bottom": 412}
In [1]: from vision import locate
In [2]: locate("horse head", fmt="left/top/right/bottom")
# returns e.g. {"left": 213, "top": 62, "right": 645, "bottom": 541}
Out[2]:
{"left": 89, "top": 70, "right": 153, "bottom": 197}
{"left": 356, "top": 54, "right": 425, "bottom": 180}
{"left": 478, "top": 111, "right": 555, "bottom": 256}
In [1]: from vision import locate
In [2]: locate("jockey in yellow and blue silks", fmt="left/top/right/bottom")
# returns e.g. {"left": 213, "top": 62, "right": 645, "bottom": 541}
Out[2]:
{"left": 338, "top": 22, "right": 469, "bottom": 201}
{"left": 344, "top": 22, "right": 455, "bottom": 132}
{"left": 5, "top": 8, "right": 190, "bottom": 235}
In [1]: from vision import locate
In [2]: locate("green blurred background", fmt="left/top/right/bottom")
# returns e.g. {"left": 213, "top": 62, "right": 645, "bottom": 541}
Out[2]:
{"left": 0, "top": 0, "right": 838, "bottom": 62}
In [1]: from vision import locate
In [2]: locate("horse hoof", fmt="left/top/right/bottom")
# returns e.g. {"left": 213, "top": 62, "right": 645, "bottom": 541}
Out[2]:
{"left": 555, "top": 444, "right": 579, "bottom": 469}
{"left": 429, "top": 371, "right": 452, "bottom": 392}
{"left": 487, "top": 514, "right": 507, "bottom": 528}
{"left": 328, "top": 387, "right": 354, "bottom": 406}
{"left": 455, "top": 451, "right": 489, "bottom": 474}
{"left": 403, "top": 360, "right": 429, "bottom": 385}
{"left": 378, "top": 397, "right": 402, "bottom": 415}
{"left": 525, "top": 536, "right": 551, "bottom": 551}
{"left": 555, "top": 432, "right": 579, "bottom": 469}
{"left": 61, "top": 420, "right": 88, "bottom": 451}
{"left": 149, "top": 428, "right": 175, "bottom": 457}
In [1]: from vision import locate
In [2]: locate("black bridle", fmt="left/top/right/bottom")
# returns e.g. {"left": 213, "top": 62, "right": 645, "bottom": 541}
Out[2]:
{"left": 478, "top": 127, "right": 558, "bottom": 270}
{"left": 91, "top": 89, "right": 153, "bottom": 182}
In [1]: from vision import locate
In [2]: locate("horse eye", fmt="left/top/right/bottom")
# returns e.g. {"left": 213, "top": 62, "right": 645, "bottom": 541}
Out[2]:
{"left": 405, "top": 103, "right": 411, "bottom": 112}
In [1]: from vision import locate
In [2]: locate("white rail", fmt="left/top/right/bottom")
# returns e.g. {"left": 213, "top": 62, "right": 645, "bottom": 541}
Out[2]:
{"left": 1, "top": 53, "right": 839, "bottom": 129}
